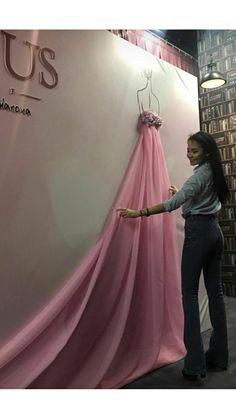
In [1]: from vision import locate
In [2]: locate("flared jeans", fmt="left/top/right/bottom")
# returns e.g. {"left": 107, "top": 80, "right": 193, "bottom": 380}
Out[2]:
{"left": 181, "top": 215, "right": 228, "bottom": 375}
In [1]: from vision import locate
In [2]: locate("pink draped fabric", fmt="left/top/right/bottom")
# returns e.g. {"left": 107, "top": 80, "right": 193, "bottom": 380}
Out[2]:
{"left": 110, "top": 30, "right": 198, "bottom": 76}
{"left": 0, "top": 114, "right": 186, "bottom": 389}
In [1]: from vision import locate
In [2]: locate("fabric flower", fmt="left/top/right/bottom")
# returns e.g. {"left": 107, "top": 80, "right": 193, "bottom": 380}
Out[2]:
{"left": 140, "top": 111, "right": 163, "bottom": 129}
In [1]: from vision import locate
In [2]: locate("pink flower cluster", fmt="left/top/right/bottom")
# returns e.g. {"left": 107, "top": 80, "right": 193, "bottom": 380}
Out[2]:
{"left": 140, "top": 111, "right": 163, "bottom": 128}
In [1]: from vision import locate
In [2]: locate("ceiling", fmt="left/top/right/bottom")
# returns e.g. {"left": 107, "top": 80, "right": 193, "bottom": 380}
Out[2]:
{"left": 150, "top": 30, "right": 198, "bottom": 59}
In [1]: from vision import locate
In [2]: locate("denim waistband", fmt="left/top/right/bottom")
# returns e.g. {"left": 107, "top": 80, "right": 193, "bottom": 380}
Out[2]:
{"left": 183, "top": 213, "right": 218, "bottom": 220}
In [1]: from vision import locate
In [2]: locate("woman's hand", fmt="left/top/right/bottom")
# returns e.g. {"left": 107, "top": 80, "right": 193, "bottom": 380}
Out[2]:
{"left": 169, "top": 185, "right": 179, "bottom": 195}
{"left": 116, "top": 208, "right": 140, "bottom": 218}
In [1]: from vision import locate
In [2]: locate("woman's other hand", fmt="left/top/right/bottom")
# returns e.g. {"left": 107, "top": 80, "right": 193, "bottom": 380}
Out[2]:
{"left": 169, "top": 185, "right": 179, "bottom": 195}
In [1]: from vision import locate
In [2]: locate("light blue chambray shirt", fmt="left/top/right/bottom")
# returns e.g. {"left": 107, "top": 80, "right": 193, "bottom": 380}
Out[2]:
{"left": 163, "top": 161, "right": 221, "bottom": 218}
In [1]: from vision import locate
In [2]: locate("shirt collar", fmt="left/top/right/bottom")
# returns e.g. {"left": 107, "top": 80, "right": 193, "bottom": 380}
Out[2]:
{"left": 193, "top": 161, "right": 209, "bottom": 172}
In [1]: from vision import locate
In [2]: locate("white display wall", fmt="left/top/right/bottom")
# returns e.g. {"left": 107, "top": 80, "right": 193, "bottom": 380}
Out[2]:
{"left": 0, "top": 30, "right": 209, "bottom": 343}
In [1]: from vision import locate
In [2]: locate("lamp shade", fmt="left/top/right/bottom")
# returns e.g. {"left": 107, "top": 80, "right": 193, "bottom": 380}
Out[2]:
{"left": 200, "top": 71, "right": 226, "bottom": 89}
{"left": 200, "top": 58, "right": 226, "bottom": 89}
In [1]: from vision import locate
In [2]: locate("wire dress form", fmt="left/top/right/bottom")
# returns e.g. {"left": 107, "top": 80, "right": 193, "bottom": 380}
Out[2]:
{"left": 136, "top": 69, "right": 161, "bottom": 115}
{"left": 0, "top": 77, "right": 185, "bottom": 389}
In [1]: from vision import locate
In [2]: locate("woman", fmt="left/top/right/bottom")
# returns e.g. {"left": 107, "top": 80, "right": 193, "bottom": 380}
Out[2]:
{"left": 117, "top": 131, "right": 230, "bottom": 381}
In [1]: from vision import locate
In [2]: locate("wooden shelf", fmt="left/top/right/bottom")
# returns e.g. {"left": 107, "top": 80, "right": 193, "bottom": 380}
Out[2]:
{"left": 222, "top": 265, "right": 236, "bottom": 272}
{"left": 202, "top": 113, "right": 236, "bottom": 123}
{"left": 219, "top": 219, "right": 236, "bottom": 222}
{"left": 221, "top": 67, "right": 236, "bottom": 75}
{"left": 206, "top": 129, "right": 236, "bottom": 135}
{"left": 202, "top": 112, "right": 236, "bottom": 122}
{"left": 200, "top": 100, "right": 236, "bottom": 110}
{"left": 218, "top": 144, "right": 236, "bottom": 149}
{"left": 198, "top": 38, "right": 236, "bottom": 54}
{"left": 222, "top": 204, "right": 236, "bottom": 207}
{"left": 216, "top": 157, "right": 235, "bottom": 162}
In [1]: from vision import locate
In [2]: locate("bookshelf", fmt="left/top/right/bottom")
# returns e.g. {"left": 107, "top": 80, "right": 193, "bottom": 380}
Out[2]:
{"left": 197, "top": 30, "right": 236, "bottom": 297}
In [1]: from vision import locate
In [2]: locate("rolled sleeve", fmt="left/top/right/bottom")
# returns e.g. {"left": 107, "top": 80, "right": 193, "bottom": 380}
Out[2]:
{"left": 163, "top": 190, "right": 187, "bottom": 212}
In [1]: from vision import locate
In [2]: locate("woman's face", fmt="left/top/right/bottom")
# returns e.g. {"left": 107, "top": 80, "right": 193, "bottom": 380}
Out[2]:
{"left": 187, "top": 139, "right": 206, "bottom": 166}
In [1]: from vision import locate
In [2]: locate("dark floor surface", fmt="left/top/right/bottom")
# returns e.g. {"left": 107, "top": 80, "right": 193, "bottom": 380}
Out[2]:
{"left": 123, "top": 296, "right": 236, "bottom": 389}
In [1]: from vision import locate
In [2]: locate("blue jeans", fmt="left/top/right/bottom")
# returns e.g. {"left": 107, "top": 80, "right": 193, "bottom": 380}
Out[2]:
{"left": 181, "top": 215, "right": 228, "bottom": 375}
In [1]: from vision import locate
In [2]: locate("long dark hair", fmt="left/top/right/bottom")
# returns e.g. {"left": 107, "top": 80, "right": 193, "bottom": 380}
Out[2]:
{"left": 188, "top": 131, "right": 230, "bottom": 203}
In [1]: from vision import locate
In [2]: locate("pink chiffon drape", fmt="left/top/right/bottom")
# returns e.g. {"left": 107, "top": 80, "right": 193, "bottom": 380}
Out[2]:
{"left": 110, "top": 30, "right": 198, "bottom": 76}
{"left": 0, "top": 119, "right": 186, "bottom": 389}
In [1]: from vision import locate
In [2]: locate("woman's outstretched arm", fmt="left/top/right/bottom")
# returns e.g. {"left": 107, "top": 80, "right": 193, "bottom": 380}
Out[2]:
{"left": 116, "top": 203, "right": 166, "bottom": 218}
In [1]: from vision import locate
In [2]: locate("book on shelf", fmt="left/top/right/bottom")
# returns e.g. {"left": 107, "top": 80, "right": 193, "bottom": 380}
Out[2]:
{"left": 222, "top": 42, "right": 234, "bottom": 57}
{"left": 209, "top": 90, "right": 225, "bottom": 104}
{"left": 219, "top": 220, "right": 236, "bottom": 235}
{"left": 231, "top": 191, "right": 236, "bottom": 203}
{"left": 230, "top": 114, "right": 236, "bottom": 128}
{"left": 198, "top": 30, "right": 233, "bottom": 54}
{"left": 222, "top": 160, "right": 236, "bottom": 175}
{"left": 213, "top": 131, "right": 236, "bottom": 146}
{"left": 199, "top": 66, "right": 208, "bottom": 79}
{"left": 200, "top": 86, "right": 236, "bottom": 108}
{"left": 227, "top": 69, "right": 236, "bottom": 85}
{"left": 201, "top": 101, "right": 236, "bottom": 121}
{"left": 222, "top": 281, "right": 236, "bottom": 297}
{"left": 200, "top": 91, "right": 226, "bottom": 107}
{"left": 220, "top": 206, "right": 236, "bottom": 220}
{"left": 202, "top": 116, "right": 236, "bottom": 133}
{"left": 228, "top": 174, "right": 236, "bottom": 188}
{"left": 220, "top": 56, "right": 236, "bottom": 73}
{"left": 218, "top": 145, "right": 236, "bottom": 160}
{"left": 215, "top": 134, "right": 226, "bottom": 146}
{"left": 226, "top": 86, "right": 236, "bottom": 100}
{"left": 222, "top": 267, "right": 236, "bottom": 276}
{"left": 226, "top": 30, "right": 236, "bottom": 39}
{"left": 199, "top": 48, "right": 236, "bottom": 68}
{"left": 229, "top": 131, "right": 236, "bottom": 143}
{"left": 224, "top": 236, "right": 236, "bottom": 250}
{"left": 222, "top": 253, "right": 236, "bottom": 266}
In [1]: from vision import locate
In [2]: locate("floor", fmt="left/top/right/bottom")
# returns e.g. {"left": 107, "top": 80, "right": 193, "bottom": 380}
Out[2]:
{"left": 123, "top": 296, "right": 236, "bottom": 389}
